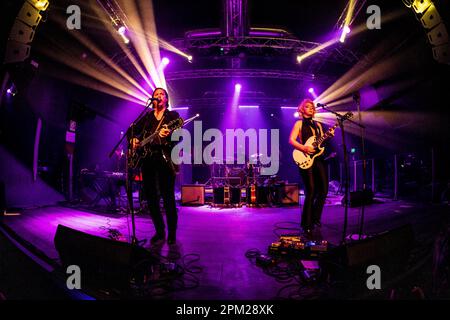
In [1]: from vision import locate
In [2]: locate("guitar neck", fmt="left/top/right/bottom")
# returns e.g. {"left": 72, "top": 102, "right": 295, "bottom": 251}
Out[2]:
{"left": 316, "top": 122, "right": 339, "bottom": 146}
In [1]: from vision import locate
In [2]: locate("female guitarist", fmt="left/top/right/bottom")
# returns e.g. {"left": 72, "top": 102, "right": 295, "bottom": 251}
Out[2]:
{"left": 289, "top": 99, "right": 334, "bottom": 235}
{"left": 129, "top": 88, "right": 180, "bottom": 245}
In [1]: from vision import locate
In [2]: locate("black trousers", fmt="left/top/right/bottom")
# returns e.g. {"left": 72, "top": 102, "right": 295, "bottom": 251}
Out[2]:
{"left": 141, "top": 153, "right": 177, "bottom": 236}
{"left": 299, "top": 159, "right": 328, "bottom": 229}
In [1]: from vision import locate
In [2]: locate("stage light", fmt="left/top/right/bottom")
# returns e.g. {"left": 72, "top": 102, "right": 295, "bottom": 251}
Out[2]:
{"left": 118, "top": 26, "right": 126, "bottom": 35}
{"left": 296, "top": 55, "right": 302, "bottom": 63}
{"left": 281, "top": 106, "right": 297, "bottom": 109}
{"left": 6, "top": 85, "right": 17, "bottom": 96}
{"left": 340, "top": 26, "right": 351, "bottom": 43}
{"left": 294, "top": 112, "right": 300, "bottom": 118}
{"left": 308, "top": 88, "right": 315, "bottom": 93}
{"left": 235, "top": 83, "right": 242, "bottom": 91}
{"left": 187, "top": 55, "right": 193, "bottom": 62}
{"left": 239, "top": 105, "right": 259, "bottom": 109}
{"left": 162, "top": 57, "right": 170, "bottom": 65}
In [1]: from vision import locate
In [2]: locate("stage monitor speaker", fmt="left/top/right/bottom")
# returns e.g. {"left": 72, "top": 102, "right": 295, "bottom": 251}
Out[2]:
{"left": 17, "top": 2, "right": 42, "bottom": 28}
{"left": 326, "top": 224, "right": 414, "bottom": 294}
{"left": 9, "top": 20, "right": 35, "bottom": 44}
{"left": 3, "top": 41, "right": 31, "bottom": 64}
{"left": 54, "top": 224, "right": 154, "bottom": 289}
{"left": 420, "top": 3, "right": 441, "bottom": 29}
{"left": 181, "top": 185, "right": 205, "bottom": 205}
{"left": 432, "top": 43, "right": 450, "bottom": 64}
{"left": 342, "top": 189, "right": 374, "bottom": 207}
{"left": 427, "top": 23, "right": 449, "bottom": 46}
{"left": 281, "top": 183, "right": 299, "bottom": 205}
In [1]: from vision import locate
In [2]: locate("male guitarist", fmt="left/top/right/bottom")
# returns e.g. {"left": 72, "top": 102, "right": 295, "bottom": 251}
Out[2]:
{"left": 129, "top": 88, "right": 180, "bottom": 245}
{"left": 289, "top": 99, "right": 334, "bottom": 235}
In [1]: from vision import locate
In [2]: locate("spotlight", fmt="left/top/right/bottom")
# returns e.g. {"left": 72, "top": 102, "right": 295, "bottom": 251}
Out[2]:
{"left": 235, "top": 83, "right": 242, "bottom": 91}
{"left": 118, "top": 26, "right": 127, "bottom": 35}
{"left": 162, "top": 57, "right": 170, "bottom": 65}
{"left": 294, "top": 112, "right": 300, "bottom": 118}
{"left": 296, "top": 55, "right": 302, "bottom": 63}
{"left": 344, "top": 26, "right": 351, "bottom": 34}
{"left": 6, "top": 85, "right": 17, "bottom": 96}
{"left": 238, "top": 105, "right": 259, "bottom": 109}
{"left": 187, "top": 55, "right": 193, "bottom": 62}
{"left": 308, "top": 87, "right": 315, "bottom": 93}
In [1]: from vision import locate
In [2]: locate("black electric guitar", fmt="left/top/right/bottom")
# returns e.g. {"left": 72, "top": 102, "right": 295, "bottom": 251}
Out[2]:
{"left": 128, "top": 117, "right": 184, "bottom": 169}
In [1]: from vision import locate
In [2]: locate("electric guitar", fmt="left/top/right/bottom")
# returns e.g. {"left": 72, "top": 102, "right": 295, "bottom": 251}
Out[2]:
{"left": 128, "top": 117, "right": 184, "bottom": 169}
{"left": 293, "top": 112, "right": 353, "bottom": 169}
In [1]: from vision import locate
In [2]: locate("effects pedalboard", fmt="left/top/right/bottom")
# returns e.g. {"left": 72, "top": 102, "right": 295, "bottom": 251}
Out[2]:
{"left": 268, "top": 235, "right": 328, "bottom": 258}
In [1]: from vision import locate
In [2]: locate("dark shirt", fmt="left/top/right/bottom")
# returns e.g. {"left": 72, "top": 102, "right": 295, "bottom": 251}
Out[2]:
{"left": 300, "top": 117, "right": 322, "bottom": 143}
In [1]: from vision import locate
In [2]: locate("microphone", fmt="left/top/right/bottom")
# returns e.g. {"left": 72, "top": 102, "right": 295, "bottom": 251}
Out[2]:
{"left": 145, "top": 97, "right": 160, "bottom": 107}
{"left": 316, "top": 103, "right": 327, "bottom": 108}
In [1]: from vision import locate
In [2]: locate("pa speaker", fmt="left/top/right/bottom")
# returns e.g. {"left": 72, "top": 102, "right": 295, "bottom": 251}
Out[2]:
{"left": 420, "top": 3, "right": 441, "bottom": 29}
{"left": 17, "top": 2, "right": 41, "bottom": 28}
{"left": 3, "top": 41, "right": 30, "bottom": 64}
{"left": 181, "top": 185, "right": 205, "bottom": 205}
{"left": 54, "top": 225, "right": 154, "bottom": 289}
{"left": 427, "top": 23, "right": 449, "bottom": 46}
{"left": 432, "top": 43, "right": 450, "bottom": 64}
{"left": 9, "top": 20, "right": 35, "bottom": 44}
{"left": 325, "top": 225, "right": 414, "bottom": 294}
{"left": 342, "top": 189, "right": 374, "bottom": 207}
{"left": 412, "top": 0, "right": 432, "bottom": 14}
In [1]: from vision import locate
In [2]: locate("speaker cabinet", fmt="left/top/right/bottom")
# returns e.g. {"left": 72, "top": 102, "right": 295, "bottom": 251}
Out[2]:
{"left": 17, "top": 2, "right": 41, "bottom": 27}
{"left": 325, "top": 225, "right": 414, "bottom": 295}
{"left": 54, "top": 225, "right": 154, "bottom": 289}
{"left": 342, "top": 189, "right": 374, "bottom": 207}
{"left": 181, "top": 185, "right": 205, "bottom": 205}
{"left": 427, "top": 23, "right": 449, "bottom": 46}
{"left": 9, "top": 20, "right": 35, "bottom": 43}
{"left": 420, "top": 3, "right": 441, "bottom": 29}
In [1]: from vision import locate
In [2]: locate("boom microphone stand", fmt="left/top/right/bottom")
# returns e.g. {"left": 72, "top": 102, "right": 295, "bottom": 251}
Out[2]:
{"left": 320, "top": 104, "right": 365, "bottom": 244}
{"left": 109, "top": 98, "right": 153, "bottom": 245}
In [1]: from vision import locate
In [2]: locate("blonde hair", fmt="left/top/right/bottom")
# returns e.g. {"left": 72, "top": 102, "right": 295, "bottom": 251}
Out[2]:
{"left": 297, "top": 99, "right": 315, "bottom": 116}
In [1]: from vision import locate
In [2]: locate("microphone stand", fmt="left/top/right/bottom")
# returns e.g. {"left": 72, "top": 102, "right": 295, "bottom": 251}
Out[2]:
{"left": 321, "top": 105, "right": 365, "bottom": 244}
{"left": 353, "top": 93, "right": 368, "bottom": 241}
{"left": 108, "top": 98, "right": 152, "bottom": 245}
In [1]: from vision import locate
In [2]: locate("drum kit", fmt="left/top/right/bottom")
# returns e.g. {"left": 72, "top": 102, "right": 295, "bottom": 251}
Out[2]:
{"left": 205, "top": 153, "right": 279, "bottom": 207}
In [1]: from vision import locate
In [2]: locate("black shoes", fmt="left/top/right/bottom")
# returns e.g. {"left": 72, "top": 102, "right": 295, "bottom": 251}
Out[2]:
{"left": 150, "top": 233, "right": 165, "bottom": 244}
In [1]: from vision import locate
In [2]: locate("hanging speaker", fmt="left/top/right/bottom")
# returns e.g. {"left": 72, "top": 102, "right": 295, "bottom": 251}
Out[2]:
{"left": 17, "top": 1, "right": 41, "bottom": 28}
{"left": 432, "top": 43, "right": 450, "bottom": 64}
{"left": 3, "top": 41, "right": 31, "bottom": 64}
{"left": 420, "top": 3, "right": 441, "bottom": 29}
{"left": 412, "top": 0, "right": 432, "bottom": 14}
{"left": 427, "top": 23, "right": 449, "bottom": 46}
{"left": 9, "top": 20, "right": 35, "bottom": 44}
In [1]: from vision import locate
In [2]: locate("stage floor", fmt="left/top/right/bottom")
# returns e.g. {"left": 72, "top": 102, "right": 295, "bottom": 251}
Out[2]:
{"left": 1, "top": 197, "right": 447, "bottom": 300}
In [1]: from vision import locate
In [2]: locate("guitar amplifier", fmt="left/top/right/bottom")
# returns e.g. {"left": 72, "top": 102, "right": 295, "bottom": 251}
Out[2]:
{"left": 281, "top": 183, "right": 299, "bottom": 205}
{"left": 181, "top": 185, "right": 205, "bottom": 206}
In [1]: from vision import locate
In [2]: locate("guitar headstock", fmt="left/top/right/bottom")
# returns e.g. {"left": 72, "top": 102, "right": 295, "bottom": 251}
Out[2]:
{"left": 167, "top": 117, "right": 184, "bottom": 130}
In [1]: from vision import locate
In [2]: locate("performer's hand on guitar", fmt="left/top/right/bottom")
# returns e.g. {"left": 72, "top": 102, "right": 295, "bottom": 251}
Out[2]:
{"left": 302, "top": 145, "right": 315, "bottom": 155}
{"left": 130, "top": 138, "right": 140, "bottom": 150}
{"left": 159, "top": 126, "right": 170, "bottom": 138}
